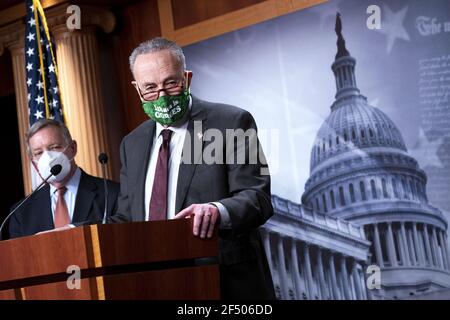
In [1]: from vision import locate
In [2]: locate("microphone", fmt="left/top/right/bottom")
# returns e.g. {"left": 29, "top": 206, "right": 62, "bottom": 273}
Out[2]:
{"left": 0, "top": 164, "right": 62, "bottom": 240}
{"left": 98, "top": 153, "right": 109, "bottom": 224}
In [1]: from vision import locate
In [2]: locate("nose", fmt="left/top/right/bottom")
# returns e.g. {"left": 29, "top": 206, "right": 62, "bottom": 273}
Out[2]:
{"left": 158, "top": 89, "right": 167, "bottom": 97}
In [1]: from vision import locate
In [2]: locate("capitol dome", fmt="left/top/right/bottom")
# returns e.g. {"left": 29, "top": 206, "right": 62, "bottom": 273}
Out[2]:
{"left": 310, "top": 95, "right": 407, "bottom": 173}
{"left": 301, "top": 13, "right": 450, "bottom": 299}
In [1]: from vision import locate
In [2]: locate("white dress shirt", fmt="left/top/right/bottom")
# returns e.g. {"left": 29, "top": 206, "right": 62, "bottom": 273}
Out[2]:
{"left": 144, "top": 99, "right": 231, "bottom": 227}
{"left": 49, "top": 167, "right": 81, "bottom": 223}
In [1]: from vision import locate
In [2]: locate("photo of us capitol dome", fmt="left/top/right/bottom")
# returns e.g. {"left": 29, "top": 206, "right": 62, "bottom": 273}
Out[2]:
{"left": 261, "top": 13, "right": 450, "bottom": 300}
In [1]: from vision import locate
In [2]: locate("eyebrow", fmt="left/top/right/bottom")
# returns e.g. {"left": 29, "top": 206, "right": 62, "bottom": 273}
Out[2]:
{"left": 141, "top": 76, "right": 180, "bottom": 87}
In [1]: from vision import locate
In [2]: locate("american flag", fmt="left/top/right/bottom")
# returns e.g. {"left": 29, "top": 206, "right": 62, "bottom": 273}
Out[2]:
{"left": 25, "top": 0, "right": 63, "bottom": 126}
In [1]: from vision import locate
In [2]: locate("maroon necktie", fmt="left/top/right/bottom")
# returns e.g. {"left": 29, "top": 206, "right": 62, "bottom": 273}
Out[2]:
{"left": 149, "top": 129, "right": 172, "bottom": 221}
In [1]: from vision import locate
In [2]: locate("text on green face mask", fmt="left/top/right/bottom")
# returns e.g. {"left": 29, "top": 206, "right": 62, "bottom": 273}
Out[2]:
{"left": 142, "top": 90, "right": 190, "bottom": 126}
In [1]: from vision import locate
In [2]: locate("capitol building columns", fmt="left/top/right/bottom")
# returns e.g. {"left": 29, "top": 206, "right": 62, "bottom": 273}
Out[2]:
{"left": 439, "top": 230, "right": 449, "bottom": 269}
{"left": 386, "top": 222, "right": 398, "bottom": 267}
{"left": 275, "top": 234, "right": 289, "bottom": 299}
{"left": 316, "top": 247, "right": 328, "bottom": 299}
{"left": 372, "top": 224, "right": 384, "bottom": 268}
{"left": 423, "top": 225, "right": 433, "bottom": 266}
{"left": 289, "top": 238, "right": 303, "bottom": 299}
{"left": 413, "top": 222, "right": 425, "bottom": 265}
{"left": 327, "top": 252, "right": 340, "bottom": 299}
{"left": 261, "top": 220, "right": 370, "bottom": 300}
{"left": 302, "top": 243, "right": 314, "bottom": 299}
{"left": 339, "top": 256, "right": 351, "bottom": 299}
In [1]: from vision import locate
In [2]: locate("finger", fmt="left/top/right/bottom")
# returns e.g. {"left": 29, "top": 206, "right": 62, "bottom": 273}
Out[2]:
{"left": 193, "top": 207, "right": 203, "bottom": 236}
{"left": 200, "top": 210, "right": 212, "bottom": 239}
{"left": 174, "top": 204, "right": 195, "bottom": 219}
{"left": 207, "top": 211, "right": 218, "bottom": 238}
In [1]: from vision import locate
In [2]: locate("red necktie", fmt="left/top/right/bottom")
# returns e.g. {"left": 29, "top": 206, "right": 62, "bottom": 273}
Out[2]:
{"left": 149, "top": 129, "right": 172, "bottom": 221}
{"left": 54, "top": 186, "right": 70, "bottom": 228}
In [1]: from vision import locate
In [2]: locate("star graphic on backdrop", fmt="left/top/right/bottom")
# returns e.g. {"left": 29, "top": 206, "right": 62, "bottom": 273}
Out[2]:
{"left": 378, "top": 5, "right": 410, "bottom": 54}
{"left": 409, "top": 128, "right": 443, "bottom": 169}
{"left": 369, "top": 98, "right": 379, "bottom": 107}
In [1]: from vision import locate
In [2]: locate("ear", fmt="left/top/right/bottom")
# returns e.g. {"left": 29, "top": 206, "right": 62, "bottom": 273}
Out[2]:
{"left": 69, "top": 140, "right": 78, "bottom": 159}
{"left": 131, "top": 81, "right": 143, "bottom": 100}
{"left": 184, "top": 70, "right": 193, "bottom": 88}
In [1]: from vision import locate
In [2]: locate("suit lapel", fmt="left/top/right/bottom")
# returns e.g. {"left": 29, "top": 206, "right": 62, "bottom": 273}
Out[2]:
{"left": 73, "top": 171, "right": 97, "bottom": 223}
{"left": 135, "top": 121, "right": 156, "bottom": 221}
{"left": 175, "top": 97, "right": 207, "bottom": 213}
{"left": 34, "top": 184, "right": 54, "bottom": 230}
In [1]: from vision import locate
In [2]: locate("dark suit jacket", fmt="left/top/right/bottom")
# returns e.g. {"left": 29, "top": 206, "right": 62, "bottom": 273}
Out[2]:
{"left": 8, "top": 170, "right": 120, "bottom": 239}
{"left": 110, "top": 96, "right": 275, "bottom": 299}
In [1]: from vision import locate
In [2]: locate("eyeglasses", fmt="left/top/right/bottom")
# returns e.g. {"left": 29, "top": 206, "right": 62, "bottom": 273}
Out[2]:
{"left": 135, "top": 79, "right": 184, "bottom": 101}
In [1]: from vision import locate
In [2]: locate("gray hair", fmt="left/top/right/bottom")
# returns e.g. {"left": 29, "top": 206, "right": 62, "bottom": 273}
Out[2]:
{"left": 26, "top": 119, "right": 73, "bottom": 155}
{"left": 129, "top": 37, "right": 186, "bottom": 76}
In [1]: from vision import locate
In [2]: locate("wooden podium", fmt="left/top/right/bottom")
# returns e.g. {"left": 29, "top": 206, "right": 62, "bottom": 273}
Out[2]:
{"left": 0, "top": 220, "right": 220, "bottom": 300}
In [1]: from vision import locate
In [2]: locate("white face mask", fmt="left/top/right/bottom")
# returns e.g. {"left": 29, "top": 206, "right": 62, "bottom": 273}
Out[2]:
{"left": 37, "top": 150, "right": 72, "bottom": 183}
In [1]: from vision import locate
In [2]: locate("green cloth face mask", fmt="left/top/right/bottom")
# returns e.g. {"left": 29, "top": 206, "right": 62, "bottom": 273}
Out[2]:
{"left": 141, "top": 90, "right": 190, "bottom": 126}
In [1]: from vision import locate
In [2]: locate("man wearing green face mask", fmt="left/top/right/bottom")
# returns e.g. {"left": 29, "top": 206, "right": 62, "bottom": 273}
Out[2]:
{"left": 110, "top": 37, "right": 275, "bottom": 300}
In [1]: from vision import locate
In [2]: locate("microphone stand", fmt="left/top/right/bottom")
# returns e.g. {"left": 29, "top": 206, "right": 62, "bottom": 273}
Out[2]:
{"left": 0, "top": 164, "right": 62, "bottom": 240}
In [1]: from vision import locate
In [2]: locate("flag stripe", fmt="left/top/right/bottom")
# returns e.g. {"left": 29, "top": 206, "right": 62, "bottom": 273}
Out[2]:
{"left": 26, "top": 0, "right": 64, "bottom": 126}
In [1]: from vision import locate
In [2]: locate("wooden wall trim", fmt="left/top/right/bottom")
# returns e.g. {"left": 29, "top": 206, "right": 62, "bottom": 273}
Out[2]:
{"left": 0, "top": 0, "right": 68, "bottom": 28}
{"left": 157, "top": 0, "right": 327, "bottom": 47}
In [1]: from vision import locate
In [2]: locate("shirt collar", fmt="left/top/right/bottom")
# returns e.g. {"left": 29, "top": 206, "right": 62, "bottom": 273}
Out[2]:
{"left": 50, "top": 167, "right": 82, "bottom": 195}
{"left": 155, "top": 95, "right": 191, "bottom": 138}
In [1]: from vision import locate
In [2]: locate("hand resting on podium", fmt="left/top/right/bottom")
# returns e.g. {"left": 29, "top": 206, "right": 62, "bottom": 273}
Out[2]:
{"left": 174, "top": 203, "right": 220, "bottom": 239}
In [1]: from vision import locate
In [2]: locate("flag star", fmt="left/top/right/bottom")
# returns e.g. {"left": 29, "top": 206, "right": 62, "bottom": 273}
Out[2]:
{"left": 48, "top": 64, "right": 55, "bottom": 73}
{"left": 26, "top": 63, "right": 33, "bottom": 71}
{"left": 46, "top": 43, "right": 51, "bottom": 50}
{"left": 27, "top": 78, "right": 32, "bottom": 86}
{"left": 52, "top": 99, "right": 58, "bottom": 107}
{"left": 30, "top": 4, "right": 34, "bottom": 12}
{"left": 28, "top": 18, "right": 35, "bottom": 27}
{"left": 49, "top": 114, "right": 55, "bottom": 120}
{"left": 27, "top": 93, "right": 31, "bottom": 101}
{"left": 26, "top": 47, "right": 34, "bottom": 57}
{"left": 36, "top": 80, "right": 44, "bottom": 90}
{"left": 53, "top": 86, "right": 58, "bottom": 94}
{"left": 34, "top": 110, "right": 44, "bottom": 120}
{"left": 378, "top": 5, "right": 410, "bottom": 54}
{"left": 35, "top": 95, "right": 44, "bottom": 105}
{"left": 40, "top": 38, "right": 44, "bottom": 44}
{"left": 409, "top": 128, "right": 444, "bottom": 168}
{"left": 48, "top": 100, "right": 53, "bottom": 108}
{"left": 26, "top": 32, "right": 35, "bottom": 42}
{"left": 37, "top": 68, "right": 42, "bottom": 74}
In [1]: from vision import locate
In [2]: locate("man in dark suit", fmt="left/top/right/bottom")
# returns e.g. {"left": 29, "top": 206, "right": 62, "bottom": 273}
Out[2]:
{"left": 110, "top": 37, "right": 275, "bottom": 299}
{"left": 8, "top": 119, "right": 119, "bottom": 239}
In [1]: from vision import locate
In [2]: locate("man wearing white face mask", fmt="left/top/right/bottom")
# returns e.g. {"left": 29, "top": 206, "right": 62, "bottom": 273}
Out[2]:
{"left": 8, "top": 119, "right": 120, "bottom": 238}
